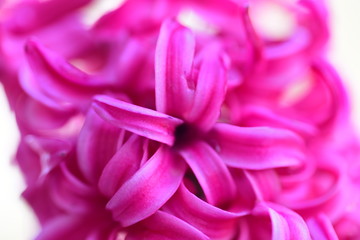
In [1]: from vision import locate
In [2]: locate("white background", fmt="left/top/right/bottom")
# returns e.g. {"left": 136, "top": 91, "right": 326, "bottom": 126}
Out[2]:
{"left": 1, "top": 0, "right": 360, "bottom": 239}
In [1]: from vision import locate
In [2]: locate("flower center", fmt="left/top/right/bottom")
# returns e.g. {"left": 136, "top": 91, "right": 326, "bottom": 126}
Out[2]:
{"left": 173, "top": 123, "right": 203, "bottom": 148}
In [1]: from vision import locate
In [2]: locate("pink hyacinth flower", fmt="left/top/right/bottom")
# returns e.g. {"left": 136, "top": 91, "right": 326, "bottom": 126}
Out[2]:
{"left": 1, "top": 0, "right": 360, "bottom": 239}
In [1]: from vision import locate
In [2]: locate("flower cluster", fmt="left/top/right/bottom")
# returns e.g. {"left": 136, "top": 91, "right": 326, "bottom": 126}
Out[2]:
{"left": 1, "top": 0, "right": 360, "bottom": 239}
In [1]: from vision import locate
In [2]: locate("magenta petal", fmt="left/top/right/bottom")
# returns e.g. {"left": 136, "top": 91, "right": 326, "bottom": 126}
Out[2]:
{"left": 240, "top": 105, "right": 318, "bottom": 137}
{"left": 15, "top": 139, "right": 42, "bottom": 187}
{"left": 12, "top": 88, "right": 76, "bottom": 134}
{"left": 278, "top": 164, "right": 343, "bottom": 219}
{"left": 299, "top": 0, "right": 329, "bottom": 53}
{"left": 155, "top": 19, "right": 195, "bottom": 118}
{"left": 126, "top": 211, "right": 209, "bottom": 240}
{"left": 35, "top": 215, "right": 91, "bottom": 240}
{"left": 15, "top": 135, "right": 72, "bottom": 187}
{"left": 185, "top": 44, "right": 228, "bottom": 131}
{"left": 212, "top": 123, "right": 305, "bottom": 169}
{"left": 77, "top": 109, "right": 122, "bottom": 183}
{"left": 48, "top": 163, "right": 100, "bottom": 214}
{"left": 179, "top": 141, "right": 236, "bottom": 206}
{"left": 22, "top": 39, "right": 105, "bottom": 109}
{"left": 22, "top": 183, "right": 63, "bottom": 225}
{"left": 241, "top": 202, "right": 311, "bottom": 240}
{"left": 35, "top": 213, "right": 113, "bottom": 240}
{"left": 105, "top": 38, "right": 150, "bottom": 88}
{"left": 25, "top": 39, "right": 96, "bottom": 87}
{"left": 266, "top": 203, "right": 311, "bottom": 240}
{"left": 19, "top": 65, "right": 72, "bottom": 111}
{"left": 4, "top": 0, "right": 93, "bottom": 34}
{"left": 98, "top": 134, "right": 144, "bottom": 198}
{"left": 311, "top": 60, "right": 350, "bottom": 130}
{"left": 164, "top": 177, "right": 255, "bottom": 240}
{"left": 93, "top": 95, "right": 183, "bottom": 145}
{"left": 106, "top": 146, "right": 186, "bottom": 227}
{"left": 241, "top": 6, "right": 263, "bottom": 75}
{"left": 307, "top": 214, "right": 339, "bottom": 240}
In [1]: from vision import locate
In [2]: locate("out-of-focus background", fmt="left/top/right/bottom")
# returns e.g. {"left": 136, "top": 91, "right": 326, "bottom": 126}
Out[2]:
{"left": 0, "top": 0, "right": 359, "bottom": 239}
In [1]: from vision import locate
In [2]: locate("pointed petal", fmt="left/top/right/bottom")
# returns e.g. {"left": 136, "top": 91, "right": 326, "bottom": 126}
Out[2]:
{"left": 126, "top": 211, "right": 209, "bottom": 240}
{"left": 22, "top": 39, "right": 104, "bottom": 108}
{"left": 25, "top": 39, "right": 94, "bottom": 86}
{"left": 155, "top": 19, "right": 195, "bottom": 117}
{"left": 19, "top": 64, "right": 72, "bottom": 111}
{"left": 185, "top": 44, "right": 228, "bottom": 130}
{"left": 212, "top": 123, "right": 305, "bottom": 169}
{"left": 179, "top": 141, "right": 236, "bottom": 206}
{"left": 77, "top": 109, "right": 122, "bottom": 183}
{"left": 98, "top": 134, "right": 144, "bottom": 197}
{"left": 93, "top": 95, "right": 183, "bottom": 145}
{"left": 107, "top": 146, "right": 186, "bottom": 227}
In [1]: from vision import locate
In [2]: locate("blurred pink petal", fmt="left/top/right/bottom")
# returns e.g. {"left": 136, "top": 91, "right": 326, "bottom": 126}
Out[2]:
{"left": 307, "top": 214, "right": 339, "bottom": 240}
{"left": 239, "top": 202, "right": 311, "bottom": 240}
{"left": 3, "top": 0, "right": 93, "bottom": 34}
{"left": 22, "top": 39, "right": 107, "bottom": 109}
{"left": 77, "top": 109, "right": 123, "bottom": 183}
